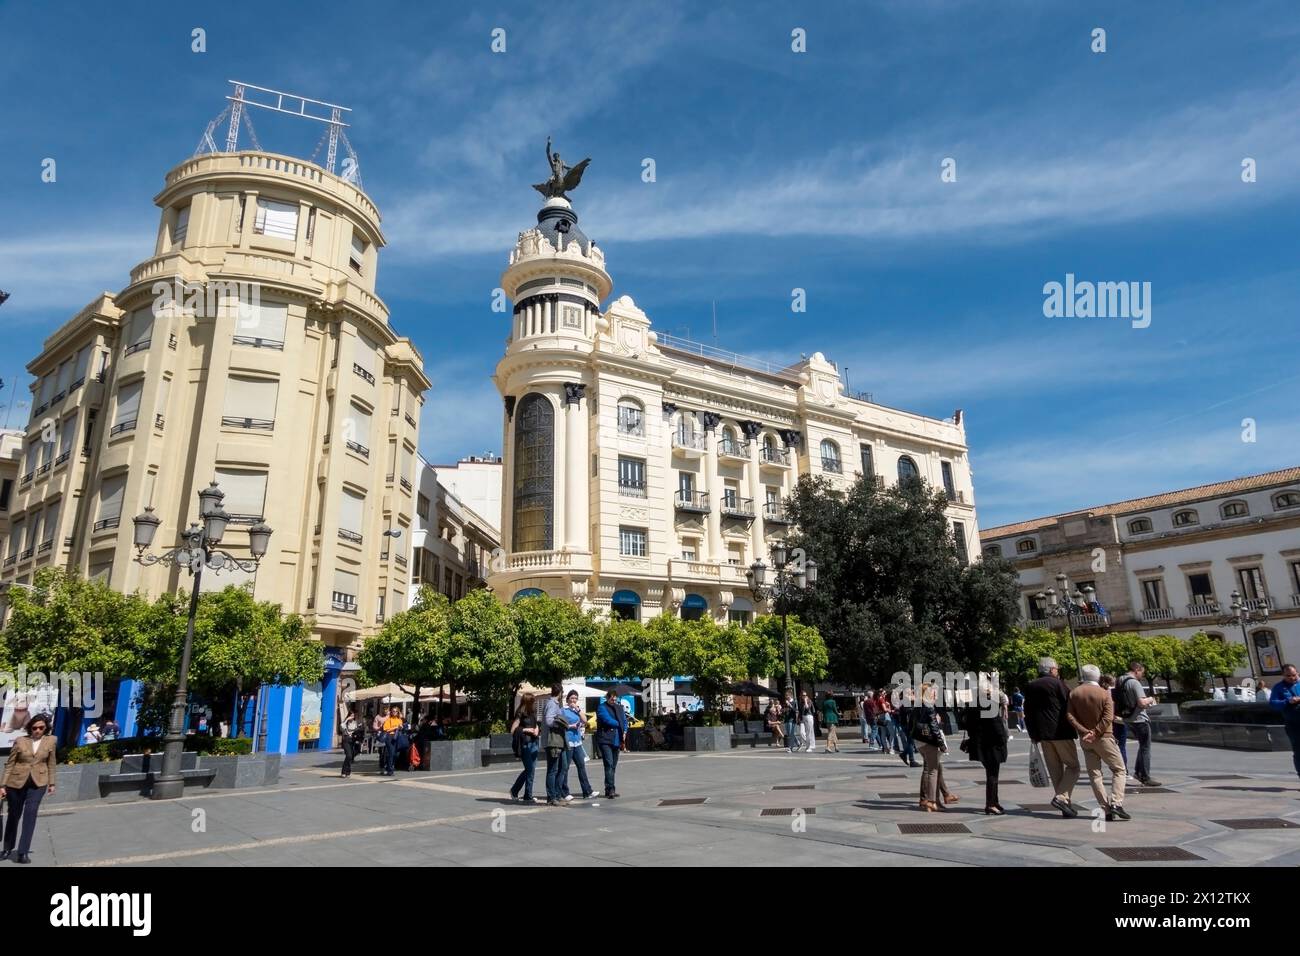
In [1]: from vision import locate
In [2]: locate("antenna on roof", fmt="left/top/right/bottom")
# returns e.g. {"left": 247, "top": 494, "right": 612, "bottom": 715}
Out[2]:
{"left": 195, "top": 81, "right": 362, "bottom": 187}
{"left": 712, "top": 301, "right": 718, "bottom": 348}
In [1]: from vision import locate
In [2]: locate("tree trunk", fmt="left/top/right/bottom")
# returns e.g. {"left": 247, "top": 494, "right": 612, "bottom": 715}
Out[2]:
{"left": 231, "top": 677, "right": 243, "bottom": 738}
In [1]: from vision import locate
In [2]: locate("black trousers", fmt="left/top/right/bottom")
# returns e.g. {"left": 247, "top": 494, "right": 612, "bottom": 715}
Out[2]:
{"left": 341, "top": 736, "right": 356, "bottom": 775}
{"left": 4, "top": 780, "right": 46, "bottom": 856}
{"left": 981, "top": 755, "right": 1001, "bottom": 807}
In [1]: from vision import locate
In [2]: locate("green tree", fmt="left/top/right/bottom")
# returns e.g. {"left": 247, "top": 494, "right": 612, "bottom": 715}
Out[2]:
{"left": 744, "top": 614, "right": 828, "bottom": 688}
{"left": 1176, "top": 632, "right": 1246, "bottom": 692}
{"left": 513, "top": 593, "right": 599, "bottom": 684}
{"left": 593, "top": 618, "right": 662, "bottom": 680}
{"left": 447, "top": 589, "right": 523, "bottom": 720}
{"left": 985, "top": 626, "right": 1065, "bottom": 687}
{"left": 665, "top": 618, "right": 748, "bottom": 713}
{"left": 784, "top": 474, "right": 1020, "bottom": 685}
{"left": 357, "top": 586, "right": 453, "bottom": 711}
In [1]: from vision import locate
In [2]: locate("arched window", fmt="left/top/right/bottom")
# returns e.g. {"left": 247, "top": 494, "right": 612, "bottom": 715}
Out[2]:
{"left": 1016, "top": 538, "right": 1037, "bottom": 554}
{"left": 512, "top": 393, "right": 554, "bottom": 552}
{"left": 616, "top": 398, "right": 644, "bottom": 436}
{"left": 1128, "top": 518, "right": 1153, "bottom": 534}
{"left": 1172, "top": 509, "right": 1199, "bottom": 527}
{"left": 511, "top": 587, "right": 544, "bottom": 603}
{"left": 720, "top": 426, "right": 739, "bottom": 456}
{"left": 1221, "top": 500, "right": 1249, "bottom": 519}
{"left": 1273, "top": 491, "right": 1300, "bottom": 511}
{"left": 983, "top": 544, "right": 1002, "bottom": 559}
{"left": 1251, "top": 629, "right": 1282, "bottom": 675}
{"left": 681, "top": 593, "right": 708, "bottom": 622}
{"left": 611, "top": 589, "right": 641, "bottom": 621}
{"left": 897, "top": 455, "right": 920, "bottom": 487}
{"left": 820, "top": 439, "right": 841, "bottom": 474}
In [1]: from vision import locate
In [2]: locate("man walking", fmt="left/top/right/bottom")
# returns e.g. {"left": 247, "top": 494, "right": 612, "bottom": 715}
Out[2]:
{"left": 1119, "top": 662, "right": 1162, "bottom": 786}
{"left": 595, "top": 689, "right": 628, "bottom": 798}
{"left": 1269, "top": 664, "right": 1300, "bottom": 780}
{"left": 1067, "top": 664, "right": 1130, "bottom": 822}
{"left": 1024, "top": 657, "right": 1080, "bottom": 818}
{"left": 821, "top": 693, "right": 841, "bottom": 753}
{"left": 541, "top": 682, "right": 569, "bottom": 807}
{"left": 862, "top": 689, "right": 881, "bottom": 749}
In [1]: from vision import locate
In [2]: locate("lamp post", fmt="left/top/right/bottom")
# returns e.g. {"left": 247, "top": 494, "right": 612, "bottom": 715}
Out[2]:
{"left": 745, "top": 541, "right": 818, "bottom": 694}
{"left": 132, "top": 481, "right": 272, "bottom": 800}
{"left": 1035, "top": 572, "right": 1093, "bottom": 680}
{"left": 1219, "top": 589, "right": 1269, "bottom": 684}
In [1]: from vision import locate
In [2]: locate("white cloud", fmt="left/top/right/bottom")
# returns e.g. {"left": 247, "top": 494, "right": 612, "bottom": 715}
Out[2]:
{"left": 0, "top": 231, "right": 148, "bottom": 319}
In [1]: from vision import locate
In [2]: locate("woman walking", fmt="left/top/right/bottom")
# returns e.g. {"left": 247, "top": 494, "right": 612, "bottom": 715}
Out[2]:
{"left": 1, "top": 714, "right": 58, "bottom": 864}
{"left": 339, "top": 703, "right": 360, "bottom": 778}
{"left": 378, "top": 705, "right": 404, "bottom": 776}
{"left": 894, "top": 686, "right": 921, "bottom": 768}
{"left": 875, "top": 688, "right": 897, "bottom": 755}
{"left": 560, "top": 690, "right": 594, "bottom": 801}
{"left": 910, "top": 684, "right": 958, "bottom": 811}
{"left": 800, "top": 690, "right": 816, "bottom": 753}
{"left": 960, "top": 678, "right": 1009, "bottom": 814}
{"left": 509, "top": 693, "right": 541, "bottom": 803}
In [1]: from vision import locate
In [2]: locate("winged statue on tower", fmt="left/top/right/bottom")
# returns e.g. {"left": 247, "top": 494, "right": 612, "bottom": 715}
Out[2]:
{"left": 533, "top": 136, "right": 590, "bottom": 199}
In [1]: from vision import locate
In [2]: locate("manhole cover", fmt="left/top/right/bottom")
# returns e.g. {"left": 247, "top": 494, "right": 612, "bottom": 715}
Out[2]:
{"left": 658, "top": 798, "right": 707, "bottom": 807}
{"left": 773, "top": 785, "right": 815, "bottom": 790}
{"left": 1099, "top": 846, "right": 1202, "bottom": 862}
{"left": 761, "top": 807, "right": 816, "bottom": 816}
{"left": 1212, "top": 818, "right": 1300, "bottom": 830}
{"left": 1193, "top": 774, "right": 1249, "bottom": 780}
{"left": 899, "top": 823, "right": 970, "bottom": 834}
{"left": 1130, "top": 787, "right": 1176, "bottom": 794}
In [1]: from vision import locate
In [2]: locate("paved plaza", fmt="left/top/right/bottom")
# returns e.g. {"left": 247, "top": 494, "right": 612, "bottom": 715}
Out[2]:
{"left": 23, "top": 737, "right": 1300, "bottom": 867}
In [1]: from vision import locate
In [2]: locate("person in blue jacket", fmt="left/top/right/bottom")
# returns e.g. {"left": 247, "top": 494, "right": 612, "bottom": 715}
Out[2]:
{"left": 594, "top": 690, "right": 629, "bottom": 798}
{"left": 1268, "top": 664, "right": 1300, "bottom": 779}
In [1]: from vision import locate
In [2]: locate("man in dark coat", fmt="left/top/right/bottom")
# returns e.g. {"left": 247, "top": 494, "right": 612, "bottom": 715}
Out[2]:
{"left": 1023, "top": 657, "right": 1080, "bottom": 818}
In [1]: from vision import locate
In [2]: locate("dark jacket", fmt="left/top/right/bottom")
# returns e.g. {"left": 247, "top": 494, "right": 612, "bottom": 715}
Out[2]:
{"left": 1024, "top": 675, "right": 1077, "bottom": 741}
{"left": 594, "top": 699, "right": 628, "bottom": 748}
{"left": 959, "top": 708, "right": 1008, "bottom": 765}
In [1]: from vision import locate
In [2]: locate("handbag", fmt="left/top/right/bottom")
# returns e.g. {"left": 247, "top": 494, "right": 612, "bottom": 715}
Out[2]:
{"left": 409, "top": 743, "right": 422, "bottom": 769}
{"left": 1028, "top": 742, "right": 1051, "bottom": 788}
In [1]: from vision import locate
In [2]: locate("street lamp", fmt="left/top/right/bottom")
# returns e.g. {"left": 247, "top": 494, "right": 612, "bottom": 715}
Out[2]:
{"left": 1034, "top": 572, "right": 1098, "bottom": 680}
{"left": 746, "top": 545, "right": 817, "bottom": 695}
{"left": 1219, "top": 589, "right": 1269, "bottom": 684}
{"left": 132, "top": 481, "right": 272, "bottom": 800}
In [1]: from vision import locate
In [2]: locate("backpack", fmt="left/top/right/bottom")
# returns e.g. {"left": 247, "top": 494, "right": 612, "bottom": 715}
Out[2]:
{"left": 1117, "top": 677, "right": 1142, "bottom": 720}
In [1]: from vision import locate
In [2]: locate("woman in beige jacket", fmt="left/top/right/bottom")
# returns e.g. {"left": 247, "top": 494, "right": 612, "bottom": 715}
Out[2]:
{"left": 1, "top": 714, "right": 58, "bottom": 864}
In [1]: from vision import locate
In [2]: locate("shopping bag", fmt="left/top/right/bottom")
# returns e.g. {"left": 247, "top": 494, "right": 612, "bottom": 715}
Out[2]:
{"left": 1028, "top": 742, "right": 1050, "bottom": 788}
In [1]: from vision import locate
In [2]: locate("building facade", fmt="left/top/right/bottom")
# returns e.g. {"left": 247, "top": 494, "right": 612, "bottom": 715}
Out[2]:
{"left": 0, "top": 150, "right": 430, "bottom": 694}
{"left": 408, "top": 454, "right": 501, "bottom": 609}
{"left": 488, "top": 191, "right": 980, "bottom": 623}
{"left": 980, "top": 466, "right": 1300, "bottom": 682}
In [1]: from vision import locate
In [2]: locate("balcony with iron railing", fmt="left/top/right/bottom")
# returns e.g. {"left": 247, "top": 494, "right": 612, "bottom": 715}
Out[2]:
{"left": 1046, "top": 610, "right": 1111, "bottom": 631}
{"left": 353, "top": 363, "right": 376, "bottom": 385}
{"left": 331, "top": 592, "right": 358, "bottom": 614}
{"left": 155, "top": 413, "right": 165, "bottom": 430}
{"left": 1187, "top": 601, "right": 1221, "bottom": 618}
{"left": 232, "top": 334, "right": 284, "bottom": 350}
{"left": 672, "top": 431, "right": 706, "bottom": 455}
{"left": 618, "top": 479, "right": 647, "bottom": 498}
{"left": 124, "top": 339, "right": 151, "bottom": 356}
{"left": 617, "top": 412, "right": 644, "bottom": 437}
{"left": 3, "top": 555, "right": 15, "bottom": 568}
{"left": 19, "top": 548, "right": 33, "bottom": 561}
{"left": 37, "top": 462, "right": 50, "bottom": 476}
{"left": 20, "top": 471, "right": 33, "bottom": 485}
{"left": 168, "top": 333, "right": 178, "bottom": 350}
{"left": 338, "top": 529, "right": 363, "bottom": 545}
{"left": 69, "top": 376, "right": 85, "bottom": 393}
{"left": 37, "top": 540, "right": 52, "bottom": 554}
{"left": 221, "top": 416, "right": 274, "bottom": 430}
{"left": 54, "top": 451, "right": 70, "bottom": 467}
{"left": 395, "top": 553, "right": 408, "bottom": 569}
{"left": 345, "top": 439, "right": 370, "bottom": 459}
{"left": 400, "top": 477, "right": 412, "bottom": 492}
{"left": 760, "top": 445, "right": 790, "bottom": 467}
{"left": 1139, "top": 607, "right": 1175, "bottom": 623}
{"left": 109, "top": 419, "right": 137, "bottom": 436}
{"left": 821, "top": 456, "right": 843, "bottom": 474}
{"left": 1239, "top": 597, "right": 1271, "bottom": 612}
{"left": 720, "top": 496, "right": 755, "bottom": 518}
{"left": 226, "top": 513, "right": 264, "bottom": 526}
{"left": 763, "top": 501, "right": 792, "bottom": 524}
{"left": 718, "top": 440, "right": 749, "bottom": 462}
{"left": 93, "top": 516, "right": 121, "bottom": 532}
{"left": 405, "top": 412, "right": 417, "bottom": 428}
{"left": 674, "top": 489, "right": 710, "bottom": 514}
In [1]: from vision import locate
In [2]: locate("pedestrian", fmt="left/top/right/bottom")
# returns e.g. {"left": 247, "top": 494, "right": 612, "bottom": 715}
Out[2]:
{"left": 910, "top": 683, "right": 957, "bottom": 811}
{"left": 782, "top": 688, "right": 798, "bottom": 753}
{"left": 540, "top": 682, "right": 569, "bottom": 807}
{"left": 102, "top": 719, "right": 120, "bottom": 741}
{"left": 894, "top": 685, "right": 921, "bottom": 768}
{"left": 875, "top": 688, "right": 897, "bottom": 755}
{"left": 1268, "top": 664, "right": 1300, "bottom": 780}
{"left": 858, "top": 691, "right": 871, "bottom": 743}
{"left": 1100, "top": 674, "right": 1128, "bottom": 768}
{"left": 1, "top": 714, "right": 58, "bottom": 864}
{"left": 800, "top": 690, "right": 816, "bottom": 753}
{"left": 339, "top": 704, "right": 360, "bottom": 778}
{"left": 83, "top": 723, "right": 103, "bottom": 745}
{"left": 821, "top": 693, "right": 841, "bottom": 753}
{"left": 559, "top": 690, "right": 594, "bottom": 801}
{"left": 765, "top": 699, "right": 785, "bottom": 748}
{"left": 959, "top": 676, "right": 1008, "bottom": 814}
{"left": 1068, "top": 664, "right": 1130, "bottom": 822}
{"left": 509, "top": 692, "right": 541, "bottom": 803}
{"left": 1010, "top": 687, "right": 1026, "bottom": 733}
{"left": 1024, "top": 657, "right": 1080, "bottom": 818}
{"left": 861, "top": 688, "right": 881, "bottom": 749}
{"left": 1118, "top": 661, "right": 1162, "bottom": 786}
{"left": 595, "top": 689, "right": 628, "bottom": 798}
{"left": 378, "top": 705, "right": 403, "bottom": 776}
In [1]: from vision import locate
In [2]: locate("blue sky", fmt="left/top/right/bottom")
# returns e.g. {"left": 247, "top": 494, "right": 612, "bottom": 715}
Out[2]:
{"left": 2, "top": 1, "right": 1298, "bottom": 528}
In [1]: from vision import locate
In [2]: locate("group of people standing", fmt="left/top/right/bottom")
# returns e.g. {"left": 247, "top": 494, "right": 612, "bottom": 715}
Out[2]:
{"left": 509, "top": 684, "right": 627, "bottom": 806}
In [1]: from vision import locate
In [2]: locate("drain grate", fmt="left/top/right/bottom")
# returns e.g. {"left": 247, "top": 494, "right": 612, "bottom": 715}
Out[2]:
{"left": 876, "top": 792, "right": 918, "bottom": 799}
{"left": 1019, "top": 803, "right": 1064, "bottom": 812}
{"left": 1130, "top": 787, "right": 1176, "bottom": 794}
{"left": 658, "top": 798, "right": 708, "bottom": 807}
{"left": 899, "top": 823, "right": 970, "bottom": 834}
{"left": 1208, "top": 785, "right": 1294, "bottom": 793}
{"left": 761, "top": 807, "right": 816, "bottom": 816}
{"left": 866, "top": 774, "right": 909, "bottom": 779}
{"left": 983, "top": 779, "right": 1026, "bottom": 786}
{"left": 1193, "top": 774, "right": 1249, "bottom": 780}
{"left": 1099, "top": 846, "right": 1203, "bottom": 862}
{"left": 773, "top": 785, "right": 815, "bottom": 790}
{"left": 1212, "top": 818, "right": 1299, "bottom": 830}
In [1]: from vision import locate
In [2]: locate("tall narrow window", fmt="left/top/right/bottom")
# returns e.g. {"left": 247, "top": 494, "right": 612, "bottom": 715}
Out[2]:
{"left": 941, "top": 461, "right": 956, "bottom": 500}
{"left": 126, "top": 310, "right": 154, "bottom": 355}
{"left": 952, "top": 521, "right": 968, "bottom": 566}
{"left": 332, "top": 570, "right": 359, "bottom": 612}
{"left": 618, "top": 456, "right": 646, "bottom": 497}
{"left": 353, "top": 334, "right": 378, "bottom": 385}
{"left": 97, "top": 474, "right": 127, "bottom": 529}
{"left": 512, "top": 394, "right": 554, "bottom": 551}
{"left": 222, "top": 377, "right": 279, "bottom": 430}
{"left": 233, "top": 301, "right": 288, "bottom": 349}
{"left": 55, "top": 359, "right": 72, "bottom": 397}
{"left": 345, "top": 403, "right": 372, "bottom": 457}
{"left": 897, "top": 456, "right": 920, "bottom": 487}
{"left": 1236, "top": 566, "right": 1266, "bottom": 602}
{"left": 173, "top": 204, "right": 191, "bottom": 246}
{"left": 253, "top": 198, "right": 299, "bottom": 239}
{"left": 819, "top": 439, "right": 841, "bottom": 473}
{"left": 339, "top": 489, "right": 365, "bottom": 542}
{"left": 58, "top": 412, "right": 76, "bottom": 460}
{"left": 112, "top": 381, "right": 142, "bottom": 434}
{"left": 859, "top": 443, "right": 874, "bottom": 478}
{"left": 1141, "top": 578, "right": 1165, "bottom": 610}
{"left": 214, "top": 469, "right": 268, "bottom": 525}
{"left": 349, "top": 231, "right": 366, "bottom": 273}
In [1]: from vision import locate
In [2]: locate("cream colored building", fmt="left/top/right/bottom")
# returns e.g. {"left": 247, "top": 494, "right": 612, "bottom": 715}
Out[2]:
{"left": 489, "top": 192, "right": 980, "bottom": 623}
{"left": 0, "top": 150, "right": 429, "bottom": 658}
{"left": 407, "top": 454, "right": 501, "bottom": 609}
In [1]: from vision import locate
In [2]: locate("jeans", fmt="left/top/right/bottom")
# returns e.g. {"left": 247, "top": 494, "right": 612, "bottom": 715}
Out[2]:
{"left": 859, "top": 715, "right": 869, "bottom": 742}
{"left": 380, "top": 736, "right": 396, "bottom": 775}
{"left": 1286, "top": 723, "right": 1300, "bottom": 780}
{"left": 340, "top": 736, "right": 356, "bottom": 776}
{"left": 1014, "top": 711, "right": 1026, "bottom": 733}
{"left": 1127, "top": 721, "right": 1152, "bottom": 781}
{"left": 561, "top": 745, "right": 593, "bottom": 797}
{"left": 1114, "top": 722, "right": 1129, "bottom": 768}
{"left": 545, "top": 747, "right": 565, "bottom": 800}
{"left": 598, "top": 742, "right": 620, "bottom": 794}
{"left": 3, "top": 781, "right": 46, "bottom": 856}
{"left": 784, "top": 718, "right": 797, "bottom": 750}
{"left": 877, "top": 716, "right": 896, "bottom": 752}
{"left": 511, "top": 741, "right": 539, "bottom": 799}
{"left": 897, "top": 726, "right": 916, "bottom": 761}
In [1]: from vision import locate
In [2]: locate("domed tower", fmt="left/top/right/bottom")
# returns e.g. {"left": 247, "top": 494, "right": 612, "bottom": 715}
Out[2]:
{"left": 493, "top": 142, "right": 612, "bottom": 602}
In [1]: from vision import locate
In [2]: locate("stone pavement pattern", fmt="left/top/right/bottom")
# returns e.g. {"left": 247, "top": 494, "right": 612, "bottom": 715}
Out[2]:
{"left": 21, "top": 737, "right": 1300, "bottom": 866}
